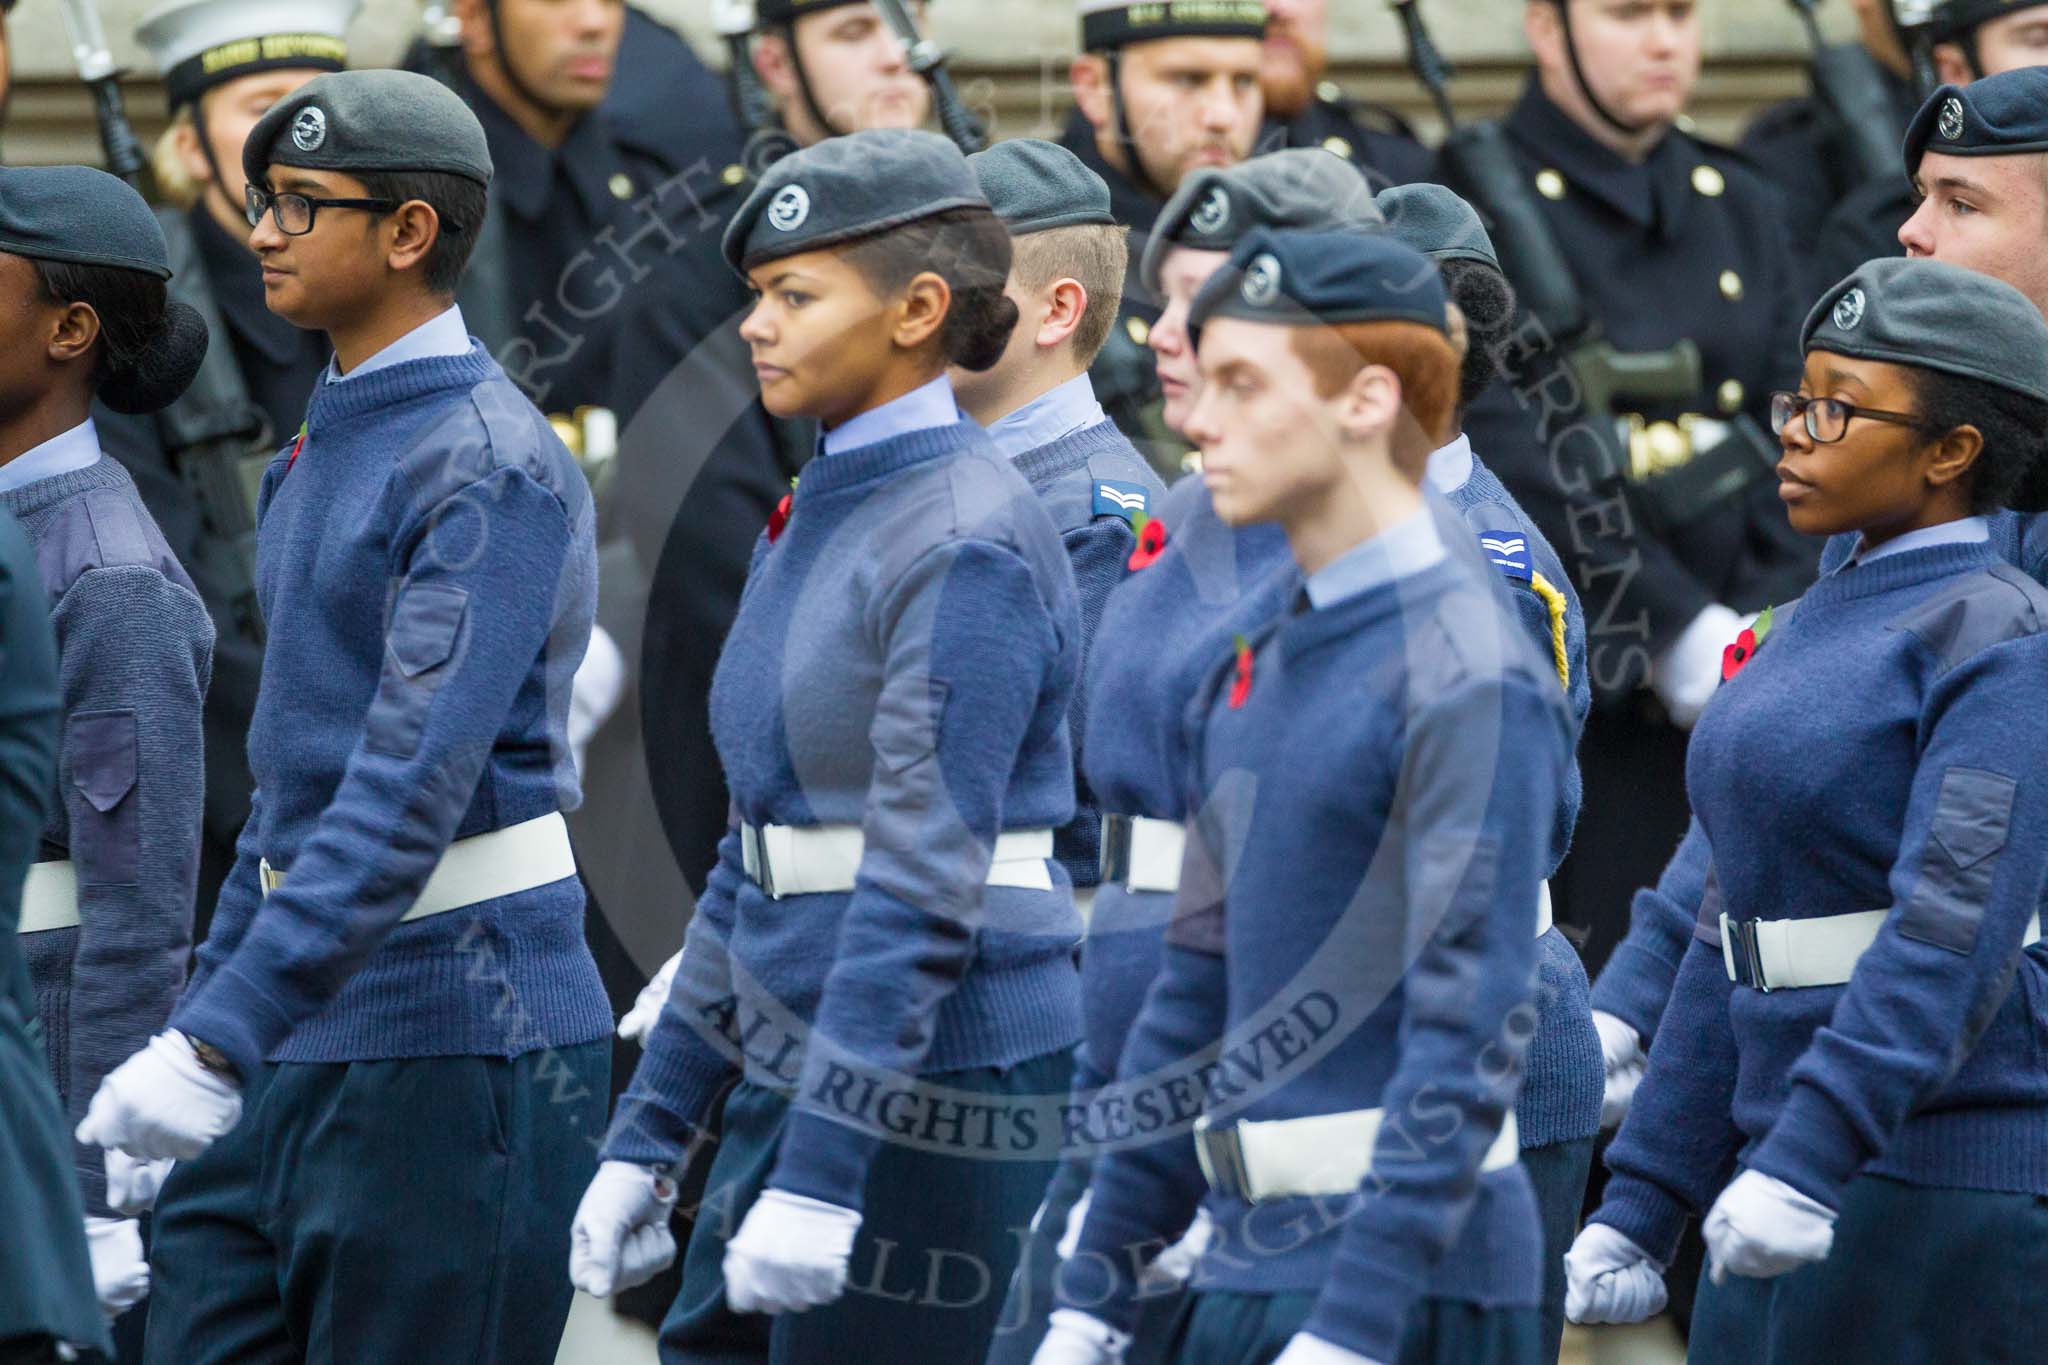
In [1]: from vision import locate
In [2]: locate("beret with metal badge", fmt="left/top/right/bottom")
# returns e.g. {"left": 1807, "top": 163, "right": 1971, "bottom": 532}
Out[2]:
{"left": 1803, "top": 256, "right": 2048, "bottom": 406}
{"left": 1141, "top": 149, "right": 1382, "bottom": 296}
{"left": 1904, "top": 67, "right": 2048, "bottom": 174}
{"left": 1189, "top": 226, "right": 1448, "bottom": 343}
{"left": 0, "top": 164, "right": 173, "bottom": 279}
{"left": 243, "top": 68, "right": 492, "bottom": 190}
{"left": 969, "top": 138, "right": 1116, "bottom": 235}
{"left": 722, "top": 128, "right": 988, "bottom": 275}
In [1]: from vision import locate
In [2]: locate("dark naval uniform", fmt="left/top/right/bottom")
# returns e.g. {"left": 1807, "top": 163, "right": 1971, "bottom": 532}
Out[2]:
{"left": 1739, "top": 57, "right": 1918, "bottom": 287}
{"left": 606, "top": 153, "right": 816, "bottom": 899}
{"left": 1460, "top": 80, "right": 1820, "bottom": 975}
{"left": 1057, "top": 110, "right": 1178, "bottom": 471}
{"left": 1263, "top": 79, "right": 1434, "bottom": 190}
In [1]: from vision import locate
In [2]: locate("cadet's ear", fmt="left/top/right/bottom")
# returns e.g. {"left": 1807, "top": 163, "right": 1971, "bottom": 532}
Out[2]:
{"left": 1931, "top": 42, "right": 1975, "bottom": 87}
{"left": 1337, "top": 362, "right": 1402, "bottom": 446}
{"left": 1071, "top": 56, "right": 1113, "bottom": 135}
{"left": 47, "top": 299, "right": 102, "bottom": 369}
{"left": 1523, "top": 2, "right": 1564, "bottom": 71}
{"left": 452, "top": 0, "right": 494, "bottom": 60}
{"left": 1924, "top": 421, "right": 1986, "bottom": 495}
{"left": 754, "top": 30, "right": 799, "bottom": 104}
{"left": 384, "top": 200, "right": 445, "bottom": 279}
{"left": 1034, "top": 277, "right": 1089, "bottom": 354}
{"left": 892, "top": 270, "right": 951, "bottom": 353}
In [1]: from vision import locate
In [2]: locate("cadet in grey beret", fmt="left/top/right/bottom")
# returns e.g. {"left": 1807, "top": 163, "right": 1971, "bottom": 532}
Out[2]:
{"left": 1803, "top": 257, "right": 2048, "bottom": 406}
{"left": 1140, "top": 148, "right": 1382, "bottom": 296}
{"left": 968, "top": 139, "right": 1116, "bottom": 236}
{"left": 722, "top": 129, "right": 988, "bottom": 276}
{"left": 242, "top": 69, "right": 493, "bottom": 191}
{"left": 1376, "top": 183, "right": 1500, "bottom": 269}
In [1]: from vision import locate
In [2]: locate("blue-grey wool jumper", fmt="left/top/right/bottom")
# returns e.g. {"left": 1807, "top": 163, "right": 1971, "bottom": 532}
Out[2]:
{"left": 169, "top": 344, "right": 612, "bottom": 1077}
{"left": 3, "top": 454, "right": 212, "bottom": 1217}
{"left": 1599, "top": 540, "right": 2048, "bottom": 1266}
{"left": 605, "top": 416, "right": 1087, "bottom": 1211}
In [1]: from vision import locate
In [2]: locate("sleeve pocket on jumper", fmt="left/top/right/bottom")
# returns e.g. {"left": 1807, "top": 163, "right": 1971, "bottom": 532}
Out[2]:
{"left": 366, "top": 583, "right": 470, "bottom": 758}
{"left": 1900, "top": 767, "right": 2016, "bottom": 956}
{"left": 68, "top": 709, "right": 138, "bottom": 886}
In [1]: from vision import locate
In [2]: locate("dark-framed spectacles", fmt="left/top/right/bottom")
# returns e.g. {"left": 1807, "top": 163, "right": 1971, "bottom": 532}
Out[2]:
{"left": 244, "top": 184, "right": 398, "bottom": 237}
{"left": 1769, "top": 391, "right": 1933, "bottom": 445}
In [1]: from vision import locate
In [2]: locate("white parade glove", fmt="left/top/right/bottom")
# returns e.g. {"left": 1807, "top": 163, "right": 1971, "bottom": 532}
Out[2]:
{"left": 1592, "top": 1010, "right": 1647, "bottom": 1130}
{"left": 1651, "top": 603, "right": 1745, "bottom": 730}
{"left": 568, "top": 624, "right": 627, "bottom": 780}
{"left": 618, "top": 950, "right": 682, "bottom": 1045}
{"left": 1272, "top": 1332, "right": 1381, "bottom": 1365}
{"left": 569, "top": 1160, "right": 679, "bottom": 1298}
{"left": 76, "top": 1030, "right": 242, "bottom": 1161}
{"left": 1143, "top": 1206, "right": 1212, "bottom": 1288}
{"left": 723, "top": 1188, "right": 863, "bottom": 1315}
{"left": 84, "top": 1216, "right": 150, "bottom": 1320}
{"left": 1030, "top": 1309, "right": 1132, "bottom": 1365}
{"left": 1564, "top": 1223, "right": 1668, "bottom": 1325}
{"left": 105, "top": 1149, "right": 176, "bottom": 1216}
{"left": 1702, "top": 1169, "right": 1837, "bottom": 1284}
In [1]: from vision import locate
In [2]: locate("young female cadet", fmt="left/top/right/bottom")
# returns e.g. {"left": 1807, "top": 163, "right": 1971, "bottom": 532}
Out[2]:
{"left": 1377, "top": 182, "right": 1603, "bottom": 1365}
{"left": 1041, "top": 228, "right": 1571, "bottom": 1365}
{"left": 1568, "top": 257, "right": 2048, "bottom": 1361}
{"left": 0, "top": 167, "right": 214, "bottom": 1326}
{"left": 0, "top": 504, "right": 109, "bottom": 1362}
{"left": 985, "top": 150, "right": 1384, "bottom": 1365}
{"left": 76, "top": 72, "right": 613, "bottom": 1364}
{"left": 573, "top": 129, "right": 1086, "bottom": 1363}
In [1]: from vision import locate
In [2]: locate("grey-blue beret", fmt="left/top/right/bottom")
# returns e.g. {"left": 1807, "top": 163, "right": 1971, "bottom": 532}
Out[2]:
{"left": 243, "top": 69, "right": 492, "bottom": 189}
{"left": 1803, "top": 257, "right": 2048, "bottom": 405}
{"left": 0, "top": 165, "right": 170, "bottom": 279}
{"left": 1905, "top": 68, "right": 2048, "bottom": 174}
{"left": 722, "top": 129, "right": 989, "bottom": 275}
{"left": 1190, "top": 227, "right": 1448, "bottom": 341}
{"left": 1376, "top": 183, "right": 1500, "bottom": 270}
{"left": 1141, "top": 149, "right": 1382, "bottom": 296}
{"left": 970, "top": 139, "right": 1116, "bottom": 235}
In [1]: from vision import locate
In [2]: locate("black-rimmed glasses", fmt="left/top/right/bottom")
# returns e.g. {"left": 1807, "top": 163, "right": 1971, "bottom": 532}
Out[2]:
{"left": 244, "top": 184, "right": 398, "bottom": 237}
{"left": 1770, "top": 391, "right": 1934, "bottom": 445}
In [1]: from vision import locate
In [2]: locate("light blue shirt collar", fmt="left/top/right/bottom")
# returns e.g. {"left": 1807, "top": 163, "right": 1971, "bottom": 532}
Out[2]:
{"left": 822, "top": 373, "right": 960, "bottom": 457}
{"left": 1424, "top": 433, "right": 1474, "bottom": 496}
{"left": 984, "top": 372, "right": 1107, "bottom": 461}
{"left": 1850, "top": 515, "right": 1990, "bottom": 567}
{"left": 0, "top": 417, "right": 101, "bottom": 495}
{"left": 326, "top": 305, "right": 471, "bottom": 384}
{"left": 1304, "top": 503, "right": 1448, "bottom": 611}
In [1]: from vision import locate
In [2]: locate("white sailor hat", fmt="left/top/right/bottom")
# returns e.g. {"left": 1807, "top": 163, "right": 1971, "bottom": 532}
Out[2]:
{"left": 137, "top": 0, "right": 360, "bottom": 109}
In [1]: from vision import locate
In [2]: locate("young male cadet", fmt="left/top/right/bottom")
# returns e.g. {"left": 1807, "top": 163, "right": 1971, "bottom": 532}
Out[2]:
{"left": 73, "top": 70, "right": 613, "bottom": 1365}
{"left": 1586, "top": 65, "right": 2048, "bottom": 1138}
{"left": 1041, "top": 229, "right": 1569, "bottom": 1365}
{"left": 1064, "top": 0, "right": 1269, "bottom": 451}
{"left": 955, "top": 137, "right": 1167, "bottom": 921}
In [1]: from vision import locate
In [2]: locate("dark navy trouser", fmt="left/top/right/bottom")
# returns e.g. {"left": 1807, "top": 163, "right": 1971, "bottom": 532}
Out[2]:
{"left": 1520, "top": 1136, "right": 1595, "bottom": 1365}
{"left": 661, "top": 1049, "right": 1071, "bottom": 1365}
{"left": 1689, "top": 1173, "right": 2048, "bottom": 1364}
{"left": 142, "top": 1042, "right": 609, "bottom": 1365}
{"left": 1162, "top": 1288, "right": 1539, "bottom": 1365}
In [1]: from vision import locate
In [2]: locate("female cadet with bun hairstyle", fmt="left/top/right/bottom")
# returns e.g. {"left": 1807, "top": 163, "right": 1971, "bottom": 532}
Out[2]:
{"left": 575, "top": 128, "right": 1088, "bottom": 1364}
{"left": 0, "top": 165, "right": 214, "bottom": 1325}
{"left": 1570, "top": 257, "right": 2048, "bottom": 1361}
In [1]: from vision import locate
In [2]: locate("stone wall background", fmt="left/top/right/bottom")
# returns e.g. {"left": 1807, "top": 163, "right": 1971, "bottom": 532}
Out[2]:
{"left": 8, "top": 0, "right": 1863, "bottom": 166}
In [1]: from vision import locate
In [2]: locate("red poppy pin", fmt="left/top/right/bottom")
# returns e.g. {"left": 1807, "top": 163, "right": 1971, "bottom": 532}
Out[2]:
{"left": 1228, "top": 633, "right": 1254, "bottom": 709}
{"left": 1127, "top": 512, "right": 1169, "bottom": 571}
{"left": 1721, "top": 605, "right": 1774, "bottom": 682}
{"left": 284, "top": 422, "right": 307, "bottom": 474}
{"left": 767, "top": 478, "right": 799, "bottom": 544}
